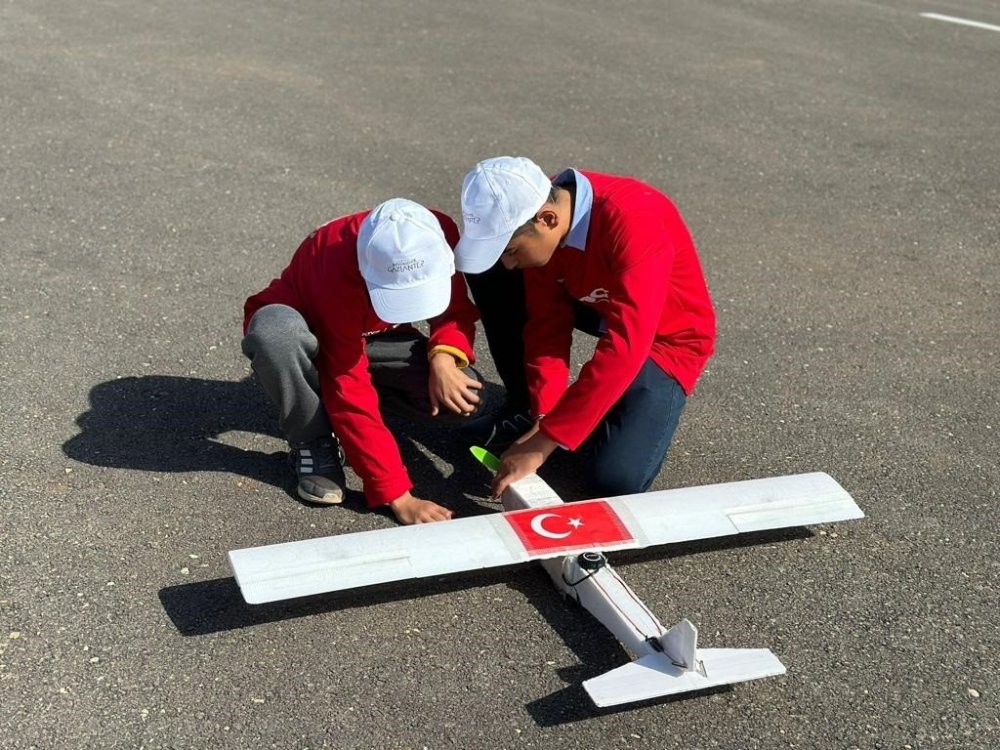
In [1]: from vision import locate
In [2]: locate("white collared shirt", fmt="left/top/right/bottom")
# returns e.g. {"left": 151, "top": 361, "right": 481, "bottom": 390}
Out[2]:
{"left": 553, "top": 168, "right": 593, "bottom": 252}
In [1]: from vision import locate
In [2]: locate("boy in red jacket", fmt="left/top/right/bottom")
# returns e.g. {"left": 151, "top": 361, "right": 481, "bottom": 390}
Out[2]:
{"left": 242, "top": 199, "right": 482, "bottom": 524}
{"left": 455, "top": 157, "right": 716, "bottom": 499}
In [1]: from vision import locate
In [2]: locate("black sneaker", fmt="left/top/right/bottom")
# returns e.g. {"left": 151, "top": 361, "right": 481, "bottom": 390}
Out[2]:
{"left": 288, "top": 436, "right": 346, "bottom": 505}
{"left": 459, "top": 407, "right": 534, "bottom": 451}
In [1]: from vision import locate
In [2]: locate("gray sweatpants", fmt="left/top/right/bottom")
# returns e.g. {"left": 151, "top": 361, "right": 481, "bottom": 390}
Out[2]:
{"left": 241, "top": 304, "right": 477, "bottom": 444}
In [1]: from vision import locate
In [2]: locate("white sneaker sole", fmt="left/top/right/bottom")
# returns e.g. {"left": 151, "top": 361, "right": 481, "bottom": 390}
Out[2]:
{"left": 296, "top": 478, "right": 344, "bottom": 505}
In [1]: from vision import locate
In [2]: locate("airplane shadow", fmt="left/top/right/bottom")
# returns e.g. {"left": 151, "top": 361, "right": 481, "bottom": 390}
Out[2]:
{"left": 515, "top": 528, "right": 811, "bottom": 726}
{"left": 158, "top": 565, "right": 523, "bottom": 637}
{"left": 158, "top": 524, "right": 811, "bottom": 726}
{"left": 62, "top": 373, "right": 506, "bottom": 516}
{"left": 525, "top": 681, "right": 732, "bottom": 723}
{"left": 99, "top": 374, "right": 812, "bottom": 724}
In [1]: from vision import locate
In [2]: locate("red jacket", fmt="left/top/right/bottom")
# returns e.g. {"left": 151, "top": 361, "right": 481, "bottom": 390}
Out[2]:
{"left": 525, "top": 171, "right": 716, "bottom": 450}
{"left": 243, "top": 210, "right": 478, "bottom": 506}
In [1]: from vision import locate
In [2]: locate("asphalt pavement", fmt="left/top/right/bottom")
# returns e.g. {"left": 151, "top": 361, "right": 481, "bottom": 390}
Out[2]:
{"left": 2, "top": 0, "right": 998, "bottom": 748}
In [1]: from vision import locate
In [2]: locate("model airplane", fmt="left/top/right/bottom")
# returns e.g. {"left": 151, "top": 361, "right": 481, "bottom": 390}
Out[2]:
{"left": 228, "top": 449, "right": 863, "bottom": 707}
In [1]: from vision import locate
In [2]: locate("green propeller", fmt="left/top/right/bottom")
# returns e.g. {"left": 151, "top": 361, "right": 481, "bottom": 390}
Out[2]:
{"left": 470, "top": 445, "right": 501, "bottom": 472}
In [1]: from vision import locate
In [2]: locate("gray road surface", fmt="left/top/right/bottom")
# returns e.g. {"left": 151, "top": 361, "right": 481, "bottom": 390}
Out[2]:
{"left": 2, "top": 0, "right": 998, "bottom": 748}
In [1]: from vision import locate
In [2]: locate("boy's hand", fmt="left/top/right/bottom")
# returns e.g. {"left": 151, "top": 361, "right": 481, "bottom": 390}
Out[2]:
{"left": 428, "top": 352, "right": 482, "bottom": 416}
{"left": 389, "top": 491, "right": 453, "bottom": 524}
{"left": 491, "top": 431, "right": 558, "bottom": 498}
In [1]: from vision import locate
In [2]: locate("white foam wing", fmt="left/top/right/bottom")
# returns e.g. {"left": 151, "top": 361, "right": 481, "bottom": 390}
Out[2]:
{"left": 607, "top": 471, "right": 863, "bottom": 548}
{"left": 228, "top": 472, "right": 862, "bottom": 604}
{"left": 228, "top": 511, "right": 585, "bottom": 605}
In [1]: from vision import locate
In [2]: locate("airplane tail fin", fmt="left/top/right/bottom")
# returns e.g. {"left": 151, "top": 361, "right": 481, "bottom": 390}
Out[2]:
{"left": 582, "top": 621, "right": 786, "bottom": 708}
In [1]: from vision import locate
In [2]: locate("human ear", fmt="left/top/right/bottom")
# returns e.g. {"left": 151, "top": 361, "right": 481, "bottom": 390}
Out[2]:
{"left": 537, "top": 207, "right": 560, "bottom": 230}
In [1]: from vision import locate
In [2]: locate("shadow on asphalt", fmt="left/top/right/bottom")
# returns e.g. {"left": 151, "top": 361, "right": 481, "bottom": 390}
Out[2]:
{"left": 160, "top": 537, "right": 797, "bottom": 638}
{"left": 514, "top": 528, "right": 810, "bottom": 726}
{"left": 525, "top": 680, "right": 731, "bottom": 725}
{"left": 106, "top": 374, "right": 815, "bottom": 725}
{"left": 158, "top": 565, "right": 525, "bottom": 637}
{"left": 62, "top": 373, "right": 507, "bottom": 512}
{"left": 159, "top": 525, "right": 812, "bottom": 725}
{"left": 63, "top": 374, "right": 289, "bottom": 490}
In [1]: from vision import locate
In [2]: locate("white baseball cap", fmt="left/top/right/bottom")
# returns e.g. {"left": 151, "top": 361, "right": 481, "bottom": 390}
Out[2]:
{"left": 454, "top": 156, "right": 552, "bottom": 273}
{"left": 357, "top": 198, "right": 455, "bottom": 324}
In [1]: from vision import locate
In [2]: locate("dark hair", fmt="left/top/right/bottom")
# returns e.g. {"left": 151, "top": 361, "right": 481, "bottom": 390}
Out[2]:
{"left": 511, "top": 186, "right": 559, "bottom": 239}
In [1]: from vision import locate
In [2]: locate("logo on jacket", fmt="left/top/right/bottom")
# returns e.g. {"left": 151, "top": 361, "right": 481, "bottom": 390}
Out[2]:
{"left": 579, "top": 287, "right": 610, "bottom": 304}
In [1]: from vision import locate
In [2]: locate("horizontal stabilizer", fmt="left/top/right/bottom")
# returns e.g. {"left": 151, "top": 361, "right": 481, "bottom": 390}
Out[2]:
{"left": 583, "top": 648, "right": 786, "bottom": 708}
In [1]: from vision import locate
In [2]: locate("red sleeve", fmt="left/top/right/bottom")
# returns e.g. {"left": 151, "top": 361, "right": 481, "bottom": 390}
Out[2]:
{"left": 539, "top": 225, "right": 674, "bottom": 450}
{"left": 310, "top": 278, "right": 414, "bottom": 507}
{"left": 523, "top": 267, "right": 576, "bottom": 418}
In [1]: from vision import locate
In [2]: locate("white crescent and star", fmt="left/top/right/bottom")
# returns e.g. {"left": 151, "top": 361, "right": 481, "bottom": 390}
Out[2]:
{"left": 529, "top": 513, "right": 584, "bottom": 539}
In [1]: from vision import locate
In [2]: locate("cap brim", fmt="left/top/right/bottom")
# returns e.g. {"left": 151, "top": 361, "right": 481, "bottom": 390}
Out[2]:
{"left": 454, "top": 232, "right": 511, "bottom": 274}
{"left": 368, "top": 273, "right": 452, "bottom": 324}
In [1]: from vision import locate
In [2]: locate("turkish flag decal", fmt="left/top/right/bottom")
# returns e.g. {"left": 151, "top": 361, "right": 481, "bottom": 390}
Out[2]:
{"left": 504, "top": 500, "right": 635, "bottom": 556}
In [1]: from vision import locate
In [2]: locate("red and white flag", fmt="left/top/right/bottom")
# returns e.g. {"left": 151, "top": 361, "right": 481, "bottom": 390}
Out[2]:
{"left": 504, "top": 500, "right": 635, "bottom": 557}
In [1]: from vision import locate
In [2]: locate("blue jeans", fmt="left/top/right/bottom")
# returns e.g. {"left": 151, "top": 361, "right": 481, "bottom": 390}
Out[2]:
{"left": 465, "top": 266, "right": 688, "bottom": 496}
{"left": 583, "top": 359, "right": 687, "bottom": 497}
